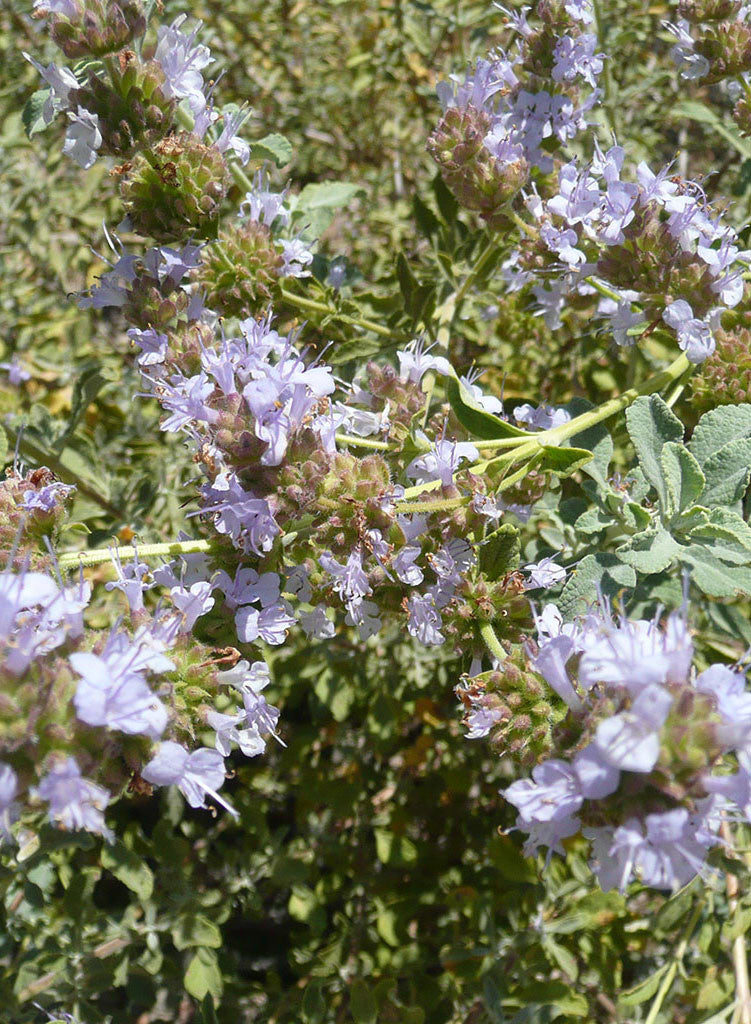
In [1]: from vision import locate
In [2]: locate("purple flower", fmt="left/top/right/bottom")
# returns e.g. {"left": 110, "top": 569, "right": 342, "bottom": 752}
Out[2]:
{"left": 216, "top": 658, "right": 271, "bottom": 694}
{"left": 240, "top": 171, "right": 290, "bottom": 226}
{"left": 514, "top": 403, "right": 571, "bottom": 431}
{"left": 154, "top": 15, "right": 211, "bottom": 114}
{"left": 206, "top": 709, "right": 267, "bottom": 757}
{"left": 104, "top": 547, "right": 153, "bottom": 613}
{"left": 0, "top": 763, "right": 18, "bottom": 842}
{"left": 159, "top": 372, "right": 218, "bottom": 433}
{"left": 235, "top": 601, "right": 295, "bottom": 645}
{"left": 320, "top": 549, "right": 372, "bottom": 606}
{"left": 70, "top": 646, "right": 168, "bottom": 740}
{"left": 588, "top": 808, "right": 718, "bottom": 892}
{"left": 215, "top": 567, "right": 280, "bottom": 610}
{"left": 279, "top": 238, "right": 314, "bottom": 278}
{"left": 22, "top": 480, "right": 74, "bottom": 513}
{"left": 436, "top": 56, "right": 517, "bottom": 113}
{"left": 406, "top": 592, "right": 444, "bottom": 646}
{"left": 406, "top": 439, "right": 479, "bottom": 487}
{"left": 128, "top": 328, "right": 169, "bottom": 368}
{"left": 662, "top": 300, "right": 717, "bottom": 363}
{"left": 63, "top": 107, "right": 101, "bottom": 169}
{"left": 504, "top": 759, "right": 584, "bottom": 824}
{"left": 393, "top": 545, "right": 424, "bottom": 586}
{"left": 665, "top": 20, "right": 710, "bottom": 81}
{"left": 524, "top": 557, "right": 566, "bottom": 590}
{"left": 170, "top": 581, "right": 215, "bottom": 632}
{"left": 200, "top": 472, "right": 280, "bottom": 555}
{"left": 36, "top": 758, "right": 113, "bottom": 841}
{"left": 552, "top": 34, "right": 604, "bottom": 89}
{"left": 593, "top": 684, "right": 673, "bottom": 772}
{"left": 142, "top": 741, "right": 237, "bottom": 817}
{"left": 299, "top": 606, "right": 336, "bottom": 639}
{"left": 695, "top": 665, "right": 751, "bottom": 749}
{"left": 0, "top": 355, "right": 31, "bottom": 385}
{"left": 579, "top": 611, "right": 693, "bottom": 694}
{"left": 397, "top": 340, "right": 451, "bottom": 383}
{"left": 345, "top": 598, "right": 382, "bottom": 639}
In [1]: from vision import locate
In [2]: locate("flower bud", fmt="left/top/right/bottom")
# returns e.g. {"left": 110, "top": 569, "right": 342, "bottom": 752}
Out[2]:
{"left": 198, "top": 222, "right": 284, "bottom": 318}
{"left": 70, "top": 58, "right": 175, "bottom": 159}
{"left": 678, "top": 0, "right": 742, "bottom": 19}
{"left": 427, "top": 106, "right": 529, "bottom": 228}
{"left": 119, "top": 132, "right": 230, "bottom": 242}
{"left": 690, "top": 326, "right": 751, "bottom": 412}
{"left": 35, "top": 0, "right": 146, "bottom": 58}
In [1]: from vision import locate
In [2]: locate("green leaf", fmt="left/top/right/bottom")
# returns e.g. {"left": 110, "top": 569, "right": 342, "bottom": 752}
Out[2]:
{"left": 687, "top": 507, "right": 751, "bottom": 562}
{"left": 655, "top": 880, "right": 699, "bottom": 933}
{"left": 574, "top": 507, "right": 614, "bottom": 535}
{"left": 445, "top": 374, "right": 527, "bottom": 440}
{"left": 671, "top": 100, "right": 751, "bottom": 161}
{"left": 699, "top": 437, "right": 751, "bottom": 507}
{"left": 396, "top": 252, "right": 417, "bottom": 307}
{"left": 539, "top": 445, "right": 593, "bottom": 477}
{"left": 100, "top": 841, "right": 153, "bottom": 900}
{"left": 558, "top": 554, "right": 636, "bottom": 618}
{"left": 626, "top": 395, "right": 683, "bottom": 508}
{"left": 350, "top": 979, "right": 378, "bottom": 1024}
{"left": 22, "top": 90, "right": 51, "bottom": 138}
{"left": 200, "top": 994, "right": 219, "bottom": 1024}
{"left": 618, "top": 529, "right": 679, "bottom": 574}
{"left": 543, "top": 937, "right": 578, "bottom": 982}
{"left": 0, "top": 428, "right": 7, "bottom": 470}
{"left": 660, "top": 441, "right": 705, "bottom": 516}
{"left": 289, "top": 884, "right": 320, "bottom": 922}
{"left": 680, "top": 547, "right": 751, "bottom": 597}
{"left": 374, "top": 828, "right": 418, "bottom": 866}
{"left": 688, "top": 403, "right": 751, "bottom": 467}
{"left": 248, "top": 132, "right": 293, "bottom": 166}
{"left": 479, "top": 523, "right": 520, "bottom": 580}
{"left": 487, "top": 833, "right": 538, "bottom": 884}
{"left": 577, "top": 425, "right": 613, "bottom": 488}
{"left": 172, "top": 915, "right": 222, "bottom": 950}
{"left": 302, "top": 980, "right": 327, "bottom": 1023}
{"left": 296, "top": 180, "right": 367, "bottom": 212}
{"left": 184, "top": 948, "right": 223, "bottom": 1001}
{"left": 619, "top": 963, "right": 671, "bottom": 1006}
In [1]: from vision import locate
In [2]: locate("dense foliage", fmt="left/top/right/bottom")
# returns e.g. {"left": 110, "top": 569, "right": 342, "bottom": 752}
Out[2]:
{"left": 6, "top": 1, "right": 751, "bottom": 1022}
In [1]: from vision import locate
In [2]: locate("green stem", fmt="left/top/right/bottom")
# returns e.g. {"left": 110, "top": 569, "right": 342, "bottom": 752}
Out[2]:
{"left": 453, "top": 237, "right": 499, "bottom": 309}
{"left": 509, "top": 210, "right": 539, "bottom": 240}
{"left": 400, "top": 351, "right": 692, "bottom": 502}
{"left": 644, "top": 900, "right": 704, "bottom": 1024}
{"left": 541, "top": 351, "right": 691, "bottom": 446}
{"left": 277, "top": 286, "right": 392, "bottom": 339}
{"left": 585, "top": 275, "right": 627, "bottom": 305}
{"left": 393, "top": 496, "right": 466, "bottom": 516}
{"left": 334, "top": 433, "right": 392, "bottom": 451}
{"left": 479, "top": 620, "right": 507, "bottom": 663}
{"left": 58, "top": 538, "right": 214, "bottom": 571}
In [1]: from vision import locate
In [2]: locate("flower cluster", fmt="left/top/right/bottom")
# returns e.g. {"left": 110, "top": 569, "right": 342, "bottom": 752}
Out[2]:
{"left": 0, "top": 466, "right": 282, "bottom": 842}
{"left": 130, "top": 311, "right": 535, "bottom": 657}
{"left": 428, "top": 0, "right": 602, "bottom": 225}
{"left": 515, "top": 145, "right": 750, "bottom": 360}
{"left": 460, "top": 600, "right": 751, "bottom": 891}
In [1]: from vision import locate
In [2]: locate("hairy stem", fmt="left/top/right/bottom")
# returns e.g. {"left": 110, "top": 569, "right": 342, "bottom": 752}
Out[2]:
{"left": 644, "top": 899, "right": 704, "bottom": 1024}
{"left": 277, "top": 286, "right": 392, "bottom": 338}
{"left": 721, "top": 822, "right": 751, "bottom": 1024}
{"left": 58, "top": 538, "right": 214, "bottom": 571}
{"left": 479, "top": 620, "right": 507, "bottom": 663}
